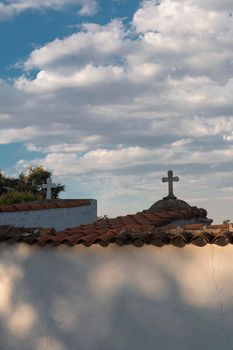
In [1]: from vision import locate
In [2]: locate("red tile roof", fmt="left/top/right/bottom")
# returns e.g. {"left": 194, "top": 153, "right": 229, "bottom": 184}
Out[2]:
{"left": 0, "top": 199, "right": 91, "bottom": 212}
{"left": 0, "top": 206, "right": 219, "bottom": 247}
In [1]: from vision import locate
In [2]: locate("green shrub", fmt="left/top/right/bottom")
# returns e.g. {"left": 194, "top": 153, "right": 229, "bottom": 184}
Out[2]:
{"left": 0, "top": 191, "right": 43, "bottom": 205}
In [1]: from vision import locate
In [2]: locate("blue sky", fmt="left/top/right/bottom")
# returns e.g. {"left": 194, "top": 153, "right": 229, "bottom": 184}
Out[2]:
{"left": 1, "top": 0, "right": 233, "bottom": 221}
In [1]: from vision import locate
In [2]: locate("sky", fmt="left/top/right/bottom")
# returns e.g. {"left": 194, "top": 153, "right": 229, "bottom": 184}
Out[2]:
{"left": 1, "top": 0, "right": 233, "bottom": 222}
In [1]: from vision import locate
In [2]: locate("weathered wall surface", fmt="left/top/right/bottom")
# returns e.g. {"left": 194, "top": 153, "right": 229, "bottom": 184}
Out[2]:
{"left": 0, "top": 243, "right": 233, "bottom": 350}
{"left": 0, "top": 199, "right": 97, "bottom": 230}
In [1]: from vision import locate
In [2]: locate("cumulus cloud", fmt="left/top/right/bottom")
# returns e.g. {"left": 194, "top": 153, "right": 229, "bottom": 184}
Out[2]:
{"left": 133, "top": 0, "right": 230, "bottom": 34}
{"left": 23, "top": 21, "right": 128, "bottom": 71}
{"left": 15, "top": 144, "right": 233, "bottom": 178}
{"left": 2, "top": 0, "right": 233, "bottom": 219}
{"left": 0, "top": 0, "right": 98, "bottom": 20}
{"left": 16, "top": 65, "right": 125, "bottom": 93}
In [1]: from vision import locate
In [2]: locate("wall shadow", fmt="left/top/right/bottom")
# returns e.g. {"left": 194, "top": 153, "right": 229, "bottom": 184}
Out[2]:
{"left": 0, "top": 243, "right": 233, "bottom": 350}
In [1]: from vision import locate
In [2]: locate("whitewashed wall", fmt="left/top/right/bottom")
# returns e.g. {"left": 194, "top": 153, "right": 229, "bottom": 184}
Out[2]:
{"left": 0, "top": 199, "right": 97, "bottom": 230}
{"left": 0, "top": 243, "right": 232, "bottom": 350}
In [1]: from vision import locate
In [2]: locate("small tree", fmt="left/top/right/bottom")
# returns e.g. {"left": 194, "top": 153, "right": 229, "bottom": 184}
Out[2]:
{"left": 0, "top": 172, "right": 7, "bottom": 195}
{"left": 0, "top": 172, "right": 20, "bottom": 194}
{"left": 21, "top": 166, "right": 65, "bottom": 199}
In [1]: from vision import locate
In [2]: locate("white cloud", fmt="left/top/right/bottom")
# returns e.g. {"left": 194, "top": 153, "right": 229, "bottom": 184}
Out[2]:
{"left": 78, "top": 1, "right": 98, "bottom": 16}
{"left": 26, "top": 135, "right": 102, "bottom": 153}
{"left": 15, "top": 143, "right": 233, "bottom": 178}
{"left": 0, "top": 127, "right": 40, "bottom": 144}
{"left": 5, "top": 0, "right": 233, "bottom": 142}
{"left": 174, "top": 0, "right": 233, "bottom": 12}
{"left": 133, "top": 0, "right": 229, "bottom": 34}
{"left": 23, "top": 20, "right": 127, "bottom": 71}
{"left": 0, "top": 0, "right": 98, "bottom": 20}
{"left": 16, "top": 147, "right": 158, "bottom": 176}
{"left": 15, "top": 65, "right": 124, "bottom": 93}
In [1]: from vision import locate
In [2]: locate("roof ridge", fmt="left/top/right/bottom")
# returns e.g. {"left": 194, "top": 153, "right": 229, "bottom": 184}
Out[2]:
{"left": 0, "top": 199, "right": 91, "bottom": 212}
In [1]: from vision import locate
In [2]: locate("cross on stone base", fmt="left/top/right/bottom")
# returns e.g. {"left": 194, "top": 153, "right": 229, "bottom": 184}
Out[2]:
{"left": 162, "top": 170, "right": 179, "bottom": 199}
{"left": 42, "top": 177, "right": 57, "bottom": 200}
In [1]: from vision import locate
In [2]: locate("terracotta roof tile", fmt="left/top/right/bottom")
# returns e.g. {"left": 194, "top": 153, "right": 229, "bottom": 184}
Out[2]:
{"left": 0, "top": 199, "right": 91, "bottom": 212}
{"left": 40, "top": 228, "right": 56, "bottom": 236}
{"left": 12, "top": 203, "right": 31, "bottom": 211}
{"left": 54, "top": 201, "right": 69, "bottom": 208}
{"left": 183, "top": 224, "right": 204, "bottom": 230}
{"left": 27, "top": 203, "right": 47, "bottom": 210}
{"left": 58, "top": 233, "right": 84, "bottom": 246}
{"left": 0, "top": 206, "right": 226, "bottom": 248}
{"left": 0, "top": 205, "right": 17, "bottom": 212}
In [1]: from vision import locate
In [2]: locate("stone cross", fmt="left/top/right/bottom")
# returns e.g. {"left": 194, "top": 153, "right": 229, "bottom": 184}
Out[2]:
{"left": 42, "top": 177, "right": 57, "bottom": 200}
{"left": 162, "top": 170, "right": 179, "bottom": 199}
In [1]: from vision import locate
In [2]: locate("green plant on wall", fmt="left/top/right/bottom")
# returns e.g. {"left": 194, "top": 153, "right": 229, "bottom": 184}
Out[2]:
{"left": 0, "top": 191, "right": 43, "bottom": 205}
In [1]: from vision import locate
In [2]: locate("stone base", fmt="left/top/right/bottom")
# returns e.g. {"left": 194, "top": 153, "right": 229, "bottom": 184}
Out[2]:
{"left": 145, "top": 197, "right": 191, "bottom": 212}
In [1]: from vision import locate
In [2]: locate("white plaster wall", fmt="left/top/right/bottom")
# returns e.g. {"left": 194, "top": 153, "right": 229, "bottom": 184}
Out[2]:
{"left": 0, "top": 199, "right": 97, "bottom": 230}
{"left": 0, "top": 243, "right": 233, "bottom": 350}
